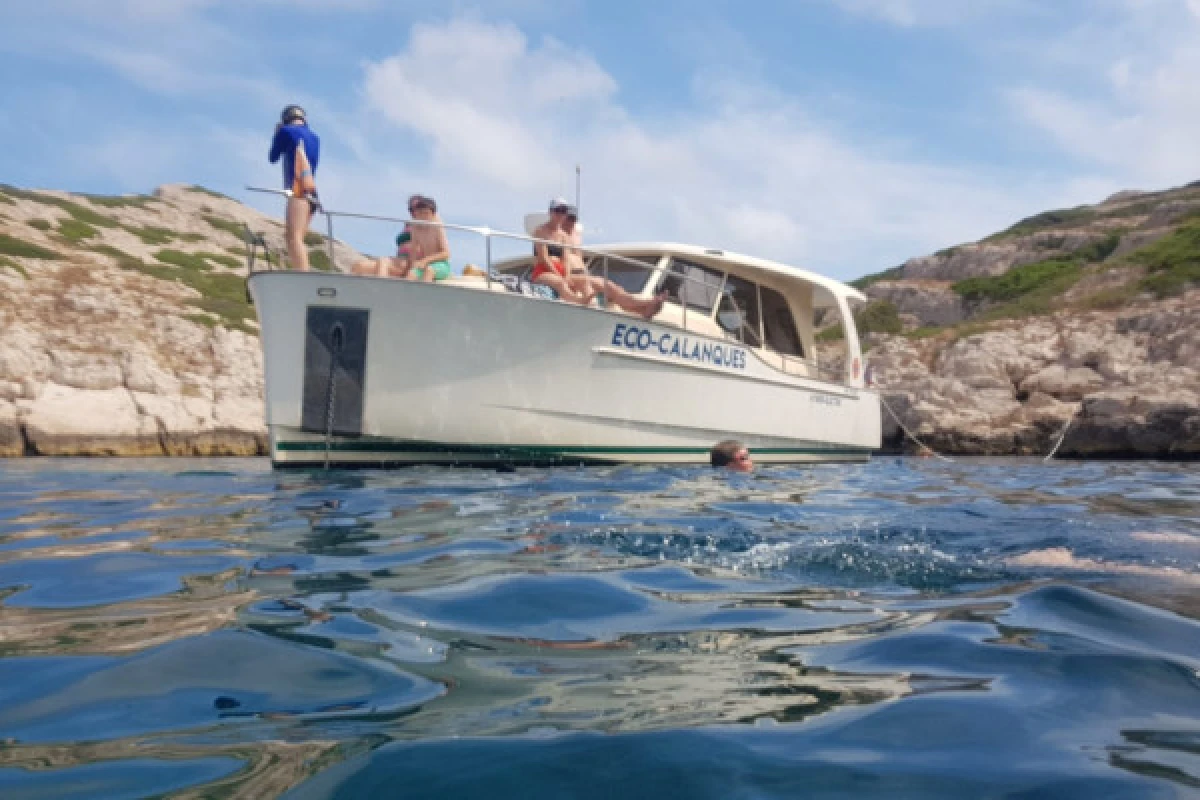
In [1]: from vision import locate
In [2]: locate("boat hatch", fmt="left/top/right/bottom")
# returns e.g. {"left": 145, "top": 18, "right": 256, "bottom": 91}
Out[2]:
{"left": 301, "top": 307, "right": 369, "bottom": 436}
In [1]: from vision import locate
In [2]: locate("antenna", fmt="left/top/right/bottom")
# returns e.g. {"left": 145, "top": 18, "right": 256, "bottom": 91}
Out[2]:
{"left": 575, "top": 164, "right": 581, "bottom": 212}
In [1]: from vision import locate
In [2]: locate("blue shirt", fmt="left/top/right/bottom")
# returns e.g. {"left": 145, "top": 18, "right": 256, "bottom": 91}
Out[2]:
{"left": 269, "top": 124, "right": 321, "bottom": 190}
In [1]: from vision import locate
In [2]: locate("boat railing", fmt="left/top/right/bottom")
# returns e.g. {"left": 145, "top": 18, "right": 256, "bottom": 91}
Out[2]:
{"left": 244, "top": 187, "right": 848, "bottom": 386}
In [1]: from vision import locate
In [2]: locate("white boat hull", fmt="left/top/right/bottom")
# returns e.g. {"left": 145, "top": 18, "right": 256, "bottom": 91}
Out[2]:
{"left": 249, "top": 272, "right": 880, "bottom": 466}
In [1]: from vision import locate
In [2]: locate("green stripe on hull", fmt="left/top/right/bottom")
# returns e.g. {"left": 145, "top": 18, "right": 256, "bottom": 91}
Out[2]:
{"left": 275, "top": 438, "right": 872, "bottom": 458}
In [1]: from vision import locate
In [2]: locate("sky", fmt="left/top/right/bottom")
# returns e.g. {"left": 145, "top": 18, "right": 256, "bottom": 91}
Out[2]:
{"left": 2, "top": 0, "right": 1200, "bottom": 280}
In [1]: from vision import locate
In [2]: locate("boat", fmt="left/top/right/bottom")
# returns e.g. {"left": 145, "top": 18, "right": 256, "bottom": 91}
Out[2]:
{"left": 246, "top": 202, "right": 881, "bottom": 466}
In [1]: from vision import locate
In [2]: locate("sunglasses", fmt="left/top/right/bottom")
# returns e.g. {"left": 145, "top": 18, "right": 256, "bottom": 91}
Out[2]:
{"left": 409, "top": 204, "right": 428, "bottom": 213}
{"left": 550, "top": 206, "right": 569, "bottom": 213}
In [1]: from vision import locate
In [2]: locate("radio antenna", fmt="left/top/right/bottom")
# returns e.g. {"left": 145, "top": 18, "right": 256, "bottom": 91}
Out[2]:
{"left": 575, "top": 164, "right": 581, "bottom": 213}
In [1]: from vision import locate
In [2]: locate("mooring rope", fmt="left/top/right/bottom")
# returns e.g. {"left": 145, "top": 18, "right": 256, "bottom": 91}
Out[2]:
{"left": 878, "top": 392, "right": 954, "bottom": 462}
{"left": 1043, "top": 403, "right": 1081, "bottom": 462}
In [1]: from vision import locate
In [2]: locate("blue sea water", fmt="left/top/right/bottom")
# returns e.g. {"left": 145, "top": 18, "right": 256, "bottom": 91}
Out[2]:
{"left": 0, "top": 457, "right": 1197, "bottom": 798}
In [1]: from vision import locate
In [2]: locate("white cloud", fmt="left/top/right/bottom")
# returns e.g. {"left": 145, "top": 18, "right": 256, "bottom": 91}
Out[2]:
{"left": 348, "top": 16, "right": 1084, "bottom": 277}
{"left": 1008, "top": 0, "right": 1200, "bottom": 187}
{"left": 828, "top": 0, "right": 1027, "bottom": 27}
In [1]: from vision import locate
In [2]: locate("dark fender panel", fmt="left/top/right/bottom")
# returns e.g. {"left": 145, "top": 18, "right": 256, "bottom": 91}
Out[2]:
{"left": 301, "top": 306, "right": 369, "bottom": 436}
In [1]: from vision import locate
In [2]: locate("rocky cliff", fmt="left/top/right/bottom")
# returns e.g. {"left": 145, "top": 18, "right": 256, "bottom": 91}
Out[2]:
{"left": 1, "top": 181, "right": 1196, "bottom": 459}
{"left": 0, "top": 183, "right": 360, "bottom": 456}
{"left": 852, "top": 183, "right": 1200, "bottom": 458}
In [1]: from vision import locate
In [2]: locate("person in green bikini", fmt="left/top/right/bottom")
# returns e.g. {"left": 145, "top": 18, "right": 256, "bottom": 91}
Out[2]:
{"left": 405, "top": 194, "right": 452, "bottom": 282}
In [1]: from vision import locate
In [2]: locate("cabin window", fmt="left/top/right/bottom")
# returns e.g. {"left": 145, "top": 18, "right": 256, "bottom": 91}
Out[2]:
{"left": 716, "top": 274, "right": 763, "bottom": 347}
{"left": 587, "top": 255, "right": 657, "bottom": 295}
{"left": 657, "top": 259, "right": 724, "bottom": 314}
{"left": 761, "top": 286, "right": 804, "bottom": 357}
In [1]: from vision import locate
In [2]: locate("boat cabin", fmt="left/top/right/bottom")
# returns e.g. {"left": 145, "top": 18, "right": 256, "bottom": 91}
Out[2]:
{"left": 483, "top": 243, "right": 869, "bottom": 388}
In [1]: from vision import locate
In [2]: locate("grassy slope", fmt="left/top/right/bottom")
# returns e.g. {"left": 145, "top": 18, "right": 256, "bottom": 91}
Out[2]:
{"left": 0, "top": 184, "right": 259, "bottom": 334}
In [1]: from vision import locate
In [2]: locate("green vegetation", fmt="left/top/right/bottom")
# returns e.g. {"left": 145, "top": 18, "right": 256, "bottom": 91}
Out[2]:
{"left": 153, "top": 249, "right": 242, "bottom": 271}
{"left": 815, "top": 324, "right": 844, "bottom": 343}
{"left": 856, "top": 300, "right": 903, "bottom": 335}
{"left": 57, "top": 218, "right": 100, "bottom": 243}
{"left": 27, "top": 219, "right": 52, "bottom": 231}
{"left": 202, "top": 214, "right": 247, "bottom": 239}
{"left": 124, "top": 225, "right": 175, "bottom": 246}
{"left": 1080, "top": 284, "right": 1140, "bottom": 310}
{"left": 1125, "top": 214, "right": 1200, "bottom": 297}
{"left": 304, "top": 231, "right": 324, "bottom": 246}
{"left": 205, "top": 252, "right": 242, "bottom": 269}
{"left": 0, "top": 233, "right": 60, "bottom": 260}
{"left": 0, "top": 256, "right": 29, "bottom": 279}
{"left": 93, "top": 247, "right": 255, "bottom": 332}
{"left": 184, "top": 272, "right": 256, "bottom": 333}
{"left": 988, "top": 206, "right": 1098, "bottom": 240}
{"left": 186, "top": 185, "right": 231, "bottom": 201}
{"left": 905, "top": 325, "right": 946, "bottom": 339}
{"left": 953, "top": 257, "right": 1082, "bottom": 310}
{"left": 81, "top": 193, "right": 156, "bottom": 209}
{"left": 814, "top": 300, "right": 902, "bottom": 342}
{"left": 1075, "top": 231, "right": 1122, "bottom": 263}
{"left": 0, "top": 186, "right": 120, "bottom": 229}
{"left": 177, "top": 232, "right": 206, "bottom": 243}
{"left": 155, "top": 249, "right": 214, "bottom": 271}
{"left": 308, "top": 248, "right": 332, "bottom": 271}
{"left": 0, "top": 189, "right": 14, "bottom": 205}
{"left": 850, "top": 265, "right": 904, "bottom": 291}
{"left": 184, "top": 313, "right": 219, "bottom": 329}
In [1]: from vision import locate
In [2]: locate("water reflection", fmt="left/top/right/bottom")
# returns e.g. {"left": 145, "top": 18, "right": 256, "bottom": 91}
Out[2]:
{"left": 0, "top": 458, "right": 1196, "bottom": 797}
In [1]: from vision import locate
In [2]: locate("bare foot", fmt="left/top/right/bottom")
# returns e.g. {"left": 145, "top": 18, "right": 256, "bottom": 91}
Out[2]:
{"left": 639, "top": 290, "right": 668, "bottom": 319}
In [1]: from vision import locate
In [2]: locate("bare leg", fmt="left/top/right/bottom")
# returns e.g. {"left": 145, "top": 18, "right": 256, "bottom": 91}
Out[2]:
{"left": 389, "top": 256, "right": 412, "bottom": 279}
{"left": 535, "top": 274, "right": 591, "bottom": 306}
{"left": 351, "top": 258, "right": 377, "bottom": 275}
{"left": 588, "top": 277, "right": 666, "bottom": 319}
{"left": 285, "top": 196, "right": 312, "bottom": 271}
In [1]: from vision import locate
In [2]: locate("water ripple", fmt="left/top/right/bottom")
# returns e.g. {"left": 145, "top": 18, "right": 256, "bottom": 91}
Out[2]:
{"left": 0, "top": 457, "right": 1196, "bottom": 798}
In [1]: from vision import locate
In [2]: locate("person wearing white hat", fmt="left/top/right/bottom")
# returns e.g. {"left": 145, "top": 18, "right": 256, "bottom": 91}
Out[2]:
{"left": 560, "top": 206, "right": 667, "bottom": 319}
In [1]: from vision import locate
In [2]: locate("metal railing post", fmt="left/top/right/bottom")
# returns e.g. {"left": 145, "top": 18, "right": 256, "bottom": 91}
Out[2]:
{"left": 682, "top": 267, "right": 688, "bottom": 332}
{"left": 325, "top": 212, "right": 335, "bottom": 272}
{"left": 485, "top": 231, "right": 492, "bottom": 289}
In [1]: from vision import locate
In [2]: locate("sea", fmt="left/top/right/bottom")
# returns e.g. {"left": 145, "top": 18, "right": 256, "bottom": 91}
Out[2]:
{"left": 0, "top": 457, "right": 1198, "bottom": 799}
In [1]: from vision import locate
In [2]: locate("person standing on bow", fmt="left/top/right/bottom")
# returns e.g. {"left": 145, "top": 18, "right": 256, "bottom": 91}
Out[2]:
{"left": 269, "top": 104, "right": 321, "bottom": 270}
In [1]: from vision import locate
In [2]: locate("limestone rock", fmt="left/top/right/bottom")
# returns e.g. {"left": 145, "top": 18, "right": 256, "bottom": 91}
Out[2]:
{"left": 20, "top": 383, "right": 162, "bottom": 456}
{"left": 865, "top": 280, "right": 965, "bottom": 326}
{"left": 0, "top": 400, "right": 23, "bottom": 457}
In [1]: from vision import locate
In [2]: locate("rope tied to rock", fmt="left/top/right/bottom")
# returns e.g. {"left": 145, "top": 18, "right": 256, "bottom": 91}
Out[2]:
{"left": 878, "top": 393, "right": 954, "bottom": 462}
{"left": 1043, "top": 402, "right": 1082, "bottom": 462}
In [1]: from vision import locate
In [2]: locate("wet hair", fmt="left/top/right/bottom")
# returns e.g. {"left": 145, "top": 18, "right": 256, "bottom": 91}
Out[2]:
{"left": 710, "top": 439, "right": 746, "bottom": 468}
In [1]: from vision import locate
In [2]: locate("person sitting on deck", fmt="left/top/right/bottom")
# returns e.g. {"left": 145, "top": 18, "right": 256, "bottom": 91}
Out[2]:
{"left": 351, "top": 223, "right": 412, "bottom": 277}
{"left": 404, "top": 195, "right": 452, "bottom": 282}
{"left": 561, "top": 207, "right": 666, "bottom": 319}
{"left": 531, "top": 198, "right": 593, "bottom": 305}
{"left": 349, "top": 194, "right": 450, "bottom": 280}
{"left": 530, "top": 199, "right": 666, "bottom": 319}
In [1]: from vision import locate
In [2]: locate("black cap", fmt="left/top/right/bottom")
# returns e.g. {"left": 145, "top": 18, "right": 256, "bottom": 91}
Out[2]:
{"left": 281, "top": 104, "right": 306, "bottom": 125}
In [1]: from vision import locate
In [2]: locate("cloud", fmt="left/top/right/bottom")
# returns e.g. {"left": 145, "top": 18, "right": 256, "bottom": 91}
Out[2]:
{"left": 350, "top": 16, "right": 1084, "bottom": 277}
{"left": 1008, "top": 0, "right": 1200, "bottom": 186}
{"left": 828, "top": 0, "right": 1026, "bottom": 27}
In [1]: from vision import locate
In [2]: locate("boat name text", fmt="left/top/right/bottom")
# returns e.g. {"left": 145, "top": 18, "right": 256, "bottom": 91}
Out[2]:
{"left": 610, "top": 324, "right": 747, "bottom": 370}
{"left": 811, "top": 394, "right": 842, "bottom": 407}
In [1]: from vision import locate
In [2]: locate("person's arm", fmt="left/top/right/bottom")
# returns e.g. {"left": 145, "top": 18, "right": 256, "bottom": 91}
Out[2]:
{"left": 268, "top": 126, "right": 286, "bottom": 163}
{"left": 533, "top": 225, "right": 551, "bottom": 265}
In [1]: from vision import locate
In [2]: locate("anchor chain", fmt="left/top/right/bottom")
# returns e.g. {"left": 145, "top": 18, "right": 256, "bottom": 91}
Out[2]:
{"left": 323, "top": 323, "right": 344, "bottom": 470}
